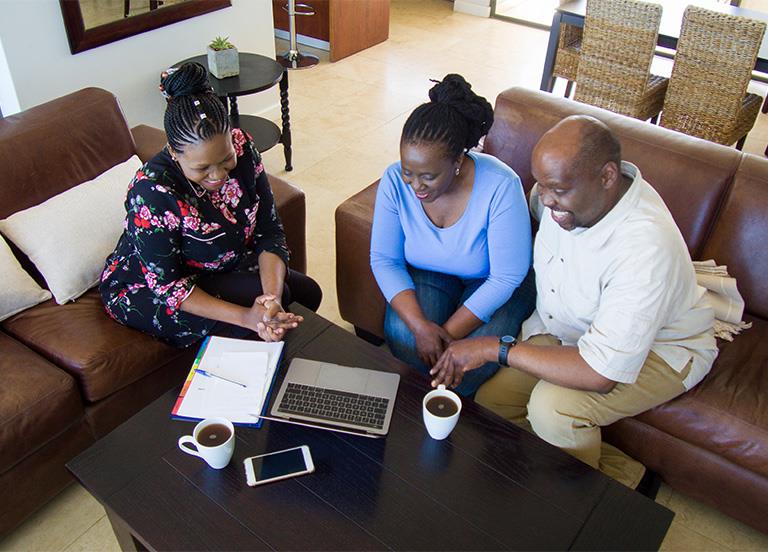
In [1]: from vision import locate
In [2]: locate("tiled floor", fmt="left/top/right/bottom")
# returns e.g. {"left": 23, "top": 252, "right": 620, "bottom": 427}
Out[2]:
{"left": 3, "top": 0, "right": 768, "bottom": 550}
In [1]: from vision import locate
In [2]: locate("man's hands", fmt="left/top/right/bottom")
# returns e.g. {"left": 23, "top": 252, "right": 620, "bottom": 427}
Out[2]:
{"left": 430, "top": 336, "right": 497, "bottom": 389}
{"left": 242, "top": 294, "right": 303, "bottom": 342}
{"left": 412, "top": 320, "right": 453, "bottom": 368}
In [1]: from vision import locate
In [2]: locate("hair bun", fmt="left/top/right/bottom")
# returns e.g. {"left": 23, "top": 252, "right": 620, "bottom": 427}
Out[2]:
{"left": 428, "top": 74, "right": 475, "bottom": 107}
{"left": 427, "top": 74, "right": 493, "bottom": 150}
{"left": 160, "top": 62, "right": 213, "bottom": 100}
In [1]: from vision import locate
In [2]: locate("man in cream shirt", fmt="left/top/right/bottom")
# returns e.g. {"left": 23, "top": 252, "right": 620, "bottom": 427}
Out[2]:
{"left": 430, "top": 115, "right": 717, "bottom": 484}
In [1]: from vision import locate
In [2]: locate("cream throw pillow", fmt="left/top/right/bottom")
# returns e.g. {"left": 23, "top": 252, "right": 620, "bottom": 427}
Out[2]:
{"left": 0, "top": 156, "right": 142, "bottom": 304}
{"left": 0, "top": 234, "right": 52, "bottom": 321}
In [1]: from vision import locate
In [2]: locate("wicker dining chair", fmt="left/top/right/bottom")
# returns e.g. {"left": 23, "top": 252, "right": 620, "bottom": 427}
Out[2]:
{"left": 574, "top": 0, "right": 668, "bottom": 121}
{"left": 552, "top": 23, "right": 582, "bottom": 97}
{"left": 659, "top": 6, "right": 765, "bottom": 150}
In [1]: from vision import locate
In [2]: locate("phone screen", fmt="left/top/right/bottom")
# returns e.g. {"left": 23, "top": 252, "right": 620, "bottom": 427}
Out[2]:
{"left": 250, "top": 447, "right": 308, "bottom": 482}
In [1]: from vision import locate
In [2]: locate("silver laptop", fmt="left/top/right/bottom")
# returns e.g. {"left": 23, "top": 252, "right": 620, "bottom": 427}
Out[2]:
{"left": 269, "top": 358, "right": 400, "bottom": 438}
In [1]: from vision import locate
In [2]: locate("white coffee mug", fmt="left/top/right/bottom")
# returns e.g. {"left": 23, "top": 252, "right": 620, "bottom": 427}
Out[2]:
{"left": 422, "top": 384, "right": 462, "bottom": 440}
{"left": 177, "top": 417, "right": 235, "bottom": 469}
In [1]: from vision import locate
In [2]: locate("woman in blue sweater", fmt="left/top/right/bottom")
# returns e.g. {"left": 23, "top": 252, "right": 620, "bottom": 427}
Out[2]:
{"left": 370, "top": 75, "right": 535, "bottom": 396}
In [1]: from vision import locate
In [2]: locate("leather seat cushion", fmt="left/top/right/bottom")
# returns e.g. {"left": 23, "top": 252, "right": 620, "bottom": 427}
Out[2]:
{"left": 634, "top": 315, "right": 768, "bottom": 475}
{"left": 0, "top": 332, "right": 84, "bottom": 474}
{"left": 1, "top": 289, "right": 189, "bottom": 403}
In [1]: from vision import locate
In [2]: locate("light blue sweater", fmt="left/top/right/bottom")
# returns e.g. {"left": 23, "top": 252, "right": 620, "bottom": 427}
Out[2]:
{"left": 370, "top": 151, "right": 532, "bottom": 322}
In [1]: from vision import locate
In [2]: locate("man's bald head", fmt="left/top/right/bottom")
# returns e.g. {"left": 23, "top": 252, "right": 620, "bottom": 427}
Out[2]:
{"left": 531, "top": 115, "right": 628, "bottom": 231}
{"left": 534, "top": 115, "right": 621, "bottom": 181}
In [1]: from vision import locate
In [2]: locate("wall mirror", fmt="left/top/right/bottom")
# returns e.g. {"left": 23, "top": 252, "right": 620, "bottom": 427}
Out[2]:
{"left": 60, "top": 0, "right": 232, "bottom": 54}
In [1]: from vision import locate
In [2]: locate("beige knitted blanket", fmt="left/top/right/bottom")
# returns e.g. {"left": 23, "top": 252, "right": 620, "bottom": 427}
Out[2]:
{"left": 693, "top": 260, "right": 752, "bottom": 341}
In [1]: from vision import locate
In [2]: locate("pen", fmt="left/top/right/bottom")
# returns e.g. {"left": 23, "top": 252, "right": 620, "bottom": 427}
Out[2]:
{"left": 196, "top": 369, "right": 248, "bottom": 388}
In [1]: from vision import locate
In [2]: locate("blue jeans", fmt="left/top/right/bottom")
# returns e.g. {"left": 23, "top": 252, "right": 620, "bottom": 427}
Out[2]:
{"left": 384, "top": 266, "right": 537, "bottom": 397}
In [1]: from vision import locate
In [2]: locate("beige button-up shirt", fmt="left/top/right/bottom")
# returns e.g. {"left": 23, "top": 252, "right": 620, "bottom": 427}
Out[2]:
{"left": 523, "top": 162, "right": 717, "bottom": 390}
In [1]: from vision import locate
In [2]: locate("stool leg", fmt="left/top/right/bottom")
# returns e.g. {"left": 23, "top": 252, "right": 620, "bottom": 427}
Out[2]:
{"left": 279, "top": 70, "right": 293, "bottom": 172}
{"left": 736, "top": 135, "right": 747, "bottom": 151}
{"left": 762, "top": 95, "right": 768, "bottom": 114}
{"left": 564, "top": 80, "right": 574, "bottom": 98}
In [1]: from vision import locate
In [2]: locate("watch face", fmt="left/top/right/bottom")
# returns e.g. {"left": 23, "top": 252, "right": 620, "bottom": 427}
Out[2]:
{"left": 501, "top": 335, "right": 516, "bottom": 345}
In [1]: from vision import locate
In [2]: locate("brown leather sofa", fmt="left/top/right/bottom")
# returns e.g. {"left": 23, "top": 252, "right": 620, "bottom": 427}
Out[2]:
{"left": 0, "top": 88, "right": 308, "bottom": 536}
{"left": 335, "top": 87, "right": 768, "bottom": 534}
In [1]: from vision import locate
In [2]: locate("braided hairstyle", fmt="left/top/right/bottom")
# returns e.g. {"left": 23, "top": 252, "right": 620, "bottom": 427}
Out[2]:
{"left": 401, "top": 74, "right": 494, "bottom": 161}
{"left": 160, "top": 62, "right": 229, "bottom": 153}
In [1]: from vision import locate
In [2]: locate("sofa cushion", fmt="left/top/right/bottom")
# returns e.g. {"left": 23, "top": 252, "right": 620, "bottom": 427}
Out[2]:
{"left": 634, "top": 315, "right": 768, "bottom": 475}
{"left": 1, "top": 289, "right": 190, "bottom": 402}
{"left": 0, "top": 332, "right": 84, "bottom": 475}
{"left": 0, "top": 234, "right": 51, "bottom": 322}
{"left": 0, "top": 88, "right": 136, "bottom": 220}
{"left": 0, "top": 156, "right": 142, "bottom": 304}
{"left": 702, "top": 155, "right": 768, "bottom": 319}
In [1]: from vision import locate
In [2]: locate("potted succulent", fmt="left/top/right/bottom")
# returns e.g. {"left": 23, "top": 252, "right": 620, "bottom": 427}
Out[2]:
{"left": 207, "top": 36, "right": 239, "bottom": 79}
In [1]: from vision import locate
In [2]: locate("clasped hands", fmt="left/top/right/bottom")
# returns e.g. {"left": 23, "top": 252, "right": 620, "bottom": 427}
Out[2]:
{"left": 423, "top": 332, "right": 496, "bottom": 390}
{"left": 243, "top": 294, "right": 303, "bottom": 342}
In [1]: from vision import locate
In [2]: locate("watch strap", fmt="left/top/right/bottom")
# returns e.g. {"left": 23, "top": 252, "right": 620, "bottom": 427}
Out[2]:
{"left": 498, "top": 335, "right": 517, "bottom": 366}
{"left": 498, "top": 342, "right": 509, "bottom": 366}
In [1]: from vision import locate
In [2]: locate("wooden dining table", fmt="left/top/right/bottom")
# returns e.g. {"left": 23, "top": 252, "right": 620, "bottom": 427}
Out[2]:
{"left": 540, "top": 0, "right": 768, "bottom": 92}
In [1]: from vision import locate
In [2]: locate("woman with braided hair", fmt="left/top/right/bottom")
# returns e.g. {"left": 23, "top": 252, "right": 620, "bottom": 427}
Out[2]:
{"left": 100, "top": 62, "right": 321, "bottom": 347}
{"left": 370, "top": 74, "right": 535, "bottom": 396}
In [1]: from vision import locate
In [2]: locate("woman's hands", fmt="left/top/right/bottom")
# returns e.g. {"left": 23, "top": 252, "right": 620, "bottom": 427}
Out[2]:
{"left": 412, "top": 319, "right": 453, "bottom": 368}
{"left": 242, "top": 294, "right": 303, "bottom": 342}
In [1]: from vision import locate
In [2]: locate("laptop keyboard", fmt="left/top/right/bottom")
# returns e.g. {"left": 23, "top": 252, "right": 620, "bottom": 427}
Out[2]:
{"left": 277, "top": 383, "right": 390, "bottom": 429}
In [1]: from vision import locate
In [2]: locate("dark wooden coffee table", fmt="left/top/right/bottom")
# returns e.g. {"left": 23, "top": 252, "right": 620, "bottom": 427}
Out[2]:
{"left": 67, "top": 305, "right": 673, "bottom": 551}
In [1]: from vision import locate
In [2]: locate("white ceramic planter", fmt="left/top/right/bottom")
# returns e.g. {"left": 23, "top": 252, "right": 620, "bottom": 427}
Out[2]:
{"left": 207, "top": 46, "right": 239, "bottom": 79}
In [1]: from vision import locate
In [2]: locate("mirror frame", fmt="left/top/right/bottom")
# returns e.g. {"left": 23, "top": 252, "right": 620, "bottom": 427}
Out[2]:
{"left": 60, "top": 0, "right": 232, "bottom": 54}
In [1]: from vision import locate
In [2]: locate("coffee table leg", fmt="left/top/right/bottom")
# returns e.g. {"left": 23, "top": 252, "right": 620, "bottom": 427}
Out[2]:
{"left": 106, "top": 507, "right": 147, "bottom": 551}
{"left": 279, "top": 70, "right": 293, "bottom": 171}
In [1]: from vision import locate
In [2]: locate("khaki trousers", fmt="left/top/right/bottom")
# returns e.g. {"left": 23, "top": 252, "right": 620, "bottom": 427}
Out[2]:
{"left": 475, "top": 334, "right": 690, "bottom": 486}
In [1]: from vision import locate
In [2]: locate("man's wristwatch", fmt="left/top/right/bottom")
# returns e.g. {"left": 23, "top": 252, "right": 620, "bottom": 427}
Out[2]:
{"left": 498, "top": 335, "right": 517, "bottom": 366}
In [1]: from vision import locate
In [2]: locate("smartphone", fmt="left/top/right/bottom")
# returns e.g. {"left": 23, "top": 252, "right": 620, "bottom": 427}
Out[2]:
{"left": 243, "top": 445, "right": 314, "bottom": 486}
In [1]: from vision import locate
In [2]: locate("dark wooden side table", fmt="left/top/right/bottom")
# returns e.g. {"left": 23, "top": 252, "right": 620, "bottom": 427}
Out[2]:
{"left": 175, "top": 53, "right": 294, "bottom": 171}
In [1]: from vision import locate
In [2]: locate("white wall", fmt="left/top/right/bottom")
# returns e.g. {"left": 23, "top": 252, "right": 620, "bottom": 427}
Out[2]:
{"left": 0, "top": 0, "right": 278, "bottom": 127}
{"left": 0, "top": 36, "right": 19, "bottom": 117}
{"left": 454, "top": 0, "right": 491, "bottom": 18}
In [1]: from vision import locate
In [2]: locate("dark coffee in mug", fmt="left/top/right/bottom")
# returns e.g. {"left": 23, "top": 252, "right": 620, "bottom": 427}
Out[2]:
{"left": 426, "top": 396, "right": 459, "bottom": 417}
{"left": 198, "top": 423, "right": 232, "bottom": 446}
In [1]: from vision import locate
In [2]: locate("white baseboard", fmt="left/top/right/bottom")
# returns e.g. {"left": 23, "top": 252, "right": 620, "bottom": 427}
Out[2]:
{"left": 274, "top": 30, "right": 330, "bottom": 52}
{"left": 453, "top": 0, "right": 491, "bottom": 17}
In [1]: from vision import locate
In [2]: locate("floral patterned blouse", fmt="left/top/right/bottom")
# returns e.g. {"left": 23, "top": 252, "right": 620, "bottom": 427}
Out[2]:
{"left": 99, "top": 128, "right": 289, "bottom": 347}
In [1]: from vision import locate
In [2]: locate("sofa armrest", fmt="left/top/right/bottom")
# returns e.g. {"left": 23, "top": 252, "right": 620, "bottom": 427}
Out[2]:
{"left": 335, "top": 181, "right": 385, "bottom": 337}
{"left": 130, "top": 125, "right": 167, "bottom": 163}
{"left": 268, "top": 174, "right": 306, "bottom": 274}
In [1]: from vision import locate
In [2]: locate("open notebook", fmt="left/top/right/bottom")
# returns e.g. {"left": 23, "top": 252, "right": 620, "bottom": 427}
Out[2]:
{"left": 171, "top": 336, "right": 284, "bottom": 427}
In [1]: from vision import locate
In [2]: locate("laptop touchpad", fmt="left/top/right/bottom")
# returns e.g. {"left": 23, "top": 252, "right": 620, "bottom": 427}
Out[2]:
{"left": 316, "top": 365, "right": 368, "bottom": 392}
